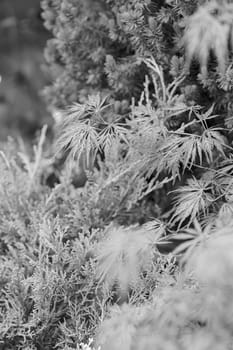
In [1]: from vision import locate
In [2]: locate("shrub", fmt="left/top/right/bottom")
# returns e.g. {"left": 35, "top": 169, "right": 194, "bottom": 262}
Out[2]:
{"left": 95, "top": 222, "right": 233, "bottom": 350}
{"left": 0, "top": 134, "right": 112, "bottom": 349}
{"left": 2, "top": 0, "right": 233, "bottom": 349}
{"left": 42, "top": 0, "right": 233, "bottom": 228}
{"left": 47, "top": 0, "right": 233, "bottom": 348}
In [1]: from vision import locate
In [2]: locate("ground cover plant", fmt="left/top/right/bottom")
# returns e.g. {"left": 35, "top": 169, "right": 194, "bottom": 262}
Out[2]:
{"left": 2, "top": 0, "right": 233, "bottom": 349}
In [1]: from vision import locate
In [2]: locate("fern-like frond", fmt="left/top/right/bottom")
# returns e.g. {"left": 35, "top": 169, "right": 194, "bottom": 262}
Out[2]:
{"left": 199, "top": 128, "right": 226, "bottom": 162}
{"left": 144, "top": 126, "right": 224, "bottom": 181}
{"left": 171, "top": 177, "right": 215, "bottom": 227}
{"left": 172, "top": 219, "right": 213, "bottom": 263}
{"left": 57, "top": 96, "right": 103, "bottom": 161}
{"left": 57, "top": 94, "right": 129, "bottom": 162}
{"left": 98, "top": 120, "right": 129, "bottom": 151}
{"left": 58, "top": 118, "right": 99, "bottom": 162}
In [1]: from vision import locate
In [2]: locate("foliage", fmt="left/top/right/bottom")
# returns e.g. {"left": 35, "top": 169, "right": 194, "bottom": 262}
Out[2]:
{"left": 0, "top": 135, "right": 178, "bottom": 349}
{"left": 2, "top": 0, "right": 233, "bottom": 349}
{"left": 0, "top": 135, "right": 110, "bottom": 349}
{"left": 41, "top": 0, "right": 197, "bottom": 108}
{"left": 95, "top": 221, "right": 233, "bottom": 350}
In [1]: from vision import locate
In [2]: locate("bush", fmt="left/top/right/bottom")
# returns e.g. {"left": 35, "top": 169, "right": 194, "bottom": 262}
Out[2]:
{"left": 41, "top": 0, "right": 197, "bottom": 108}
{"left": 42, "top": 0, "right": 233, "bottom": 228}
{"left": 1, "top": 0, "right": 233, "bottom": 349}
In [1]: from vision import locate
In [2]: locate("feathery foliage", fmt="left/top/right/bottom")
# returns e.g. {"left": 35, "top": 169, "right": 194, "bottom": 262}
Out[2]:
{"left": 2, "top": 0, "right": 233, "bottom": 349}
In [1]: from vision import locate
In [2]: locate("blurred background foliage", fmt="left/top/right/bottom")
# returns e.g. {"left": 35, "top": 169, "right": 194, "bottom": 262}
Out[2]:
{"left": 0, "top": 0, "right": 52, "bottom": 141}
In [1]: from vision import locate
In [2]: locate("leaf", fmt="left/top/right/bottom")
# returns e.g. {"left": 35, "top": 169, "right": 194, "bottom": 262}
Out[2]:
{"left": 173, "top": 220, "right": 212, "bottom": 262}
{"left": 98, "top": 121, "right": 129, "bottom": 150}
{"left": 171, "top": 178, "right": 214, "bottom": 227}
{"left": 95, "top": 224, "right": 161, "bottom": 293}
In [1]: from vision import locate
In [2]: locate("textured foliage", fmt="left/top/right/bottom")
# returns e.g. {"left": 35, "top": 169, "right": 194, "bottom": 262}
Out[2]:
{"left": 41, "top": 0, "right": 197, "bottom": 108}
{"left": 2, "top": 0, "right": 233, "bottom": 349}
{"left": 50, "top": 0, "right": 233, "bottom": 348}
{"left": 95, "top": 221, "right": 233, "bottom": 350}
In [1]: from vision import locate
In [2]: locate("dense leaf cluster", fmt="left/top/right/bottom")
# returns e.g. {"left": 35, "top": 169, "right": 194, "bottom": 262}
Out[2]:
{"left": 41, "top": 0, "right": 197, "bottom": 108}
{"left": 2, "top": 0, "right": 233, "bottom": 349}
